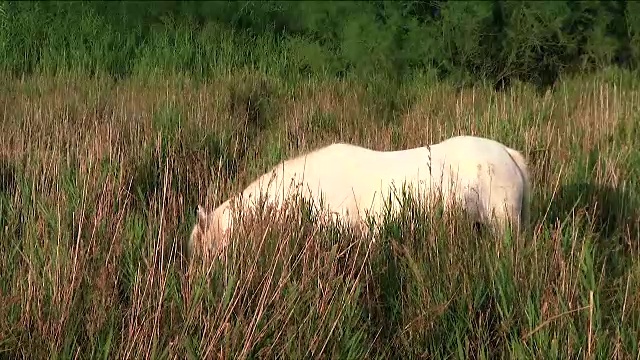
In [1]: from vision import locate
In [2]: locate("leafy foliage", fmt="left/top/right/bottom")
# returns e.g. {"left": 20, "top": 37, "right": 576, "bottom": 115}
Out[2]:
{"left": 0, "top": 1, "right": 638, "bottom": 89}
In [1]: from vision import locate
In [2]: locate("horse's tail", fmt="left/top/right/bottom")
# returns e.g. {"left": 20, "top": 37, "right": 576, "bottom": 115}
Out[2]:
{"left": 505, "top": 147, "right": 531, "bottom": 232}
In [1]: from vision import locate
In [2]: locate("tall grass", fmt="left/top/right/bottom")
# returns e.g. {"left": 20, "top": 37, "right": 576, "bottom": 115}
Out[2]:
{"left": 2, "top": 1, "right": 640, "bottom": 88}
{"left": 0, "top": 68, "right": 639, "bottom": 358}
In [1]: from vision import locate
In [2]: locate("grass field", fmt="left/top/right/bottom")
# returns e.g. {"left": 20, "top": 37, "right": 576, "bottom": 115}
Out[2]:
{"left": 0, "top": 68, "right": 639, "bottom": 359}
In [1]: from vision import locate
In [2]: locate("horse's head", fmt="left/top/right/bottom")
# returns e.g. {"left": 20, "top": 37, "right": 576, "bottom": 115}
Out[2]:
{"left": 188, "top": 202, "right": 233, "bottom": 260}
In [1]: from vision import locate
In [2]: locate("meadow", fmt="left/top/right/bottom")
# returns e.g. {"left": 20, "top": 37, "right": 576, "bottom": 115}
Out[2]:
{"left": 0, "top": 68, "right": 638, "bottom": 359}
{"left": 1, "top": 1, "right": 640, "bottom": 359}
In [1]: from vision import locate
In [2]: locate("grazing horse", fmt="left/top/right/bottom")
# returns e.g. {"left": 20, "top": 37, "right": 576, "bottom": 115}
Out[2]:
{"left": 188, "top": 136, "right": 531, "bottom": 259}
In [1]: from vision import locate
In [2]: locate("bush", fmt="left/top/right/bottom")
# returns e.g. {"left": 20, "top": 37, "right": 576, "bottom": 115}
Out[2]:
{"left": 0, "top": 1, "right": 638, "bottom": 88}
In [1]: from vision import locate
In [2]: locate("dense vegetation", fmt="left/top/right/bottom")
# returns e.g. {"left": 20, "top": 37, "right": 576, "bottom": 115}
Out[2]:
{"left": 1, "top": 1, "right": 639, "bottom": 88}
{"left": 0, "top": 1, "right": 639, "bottom": 359}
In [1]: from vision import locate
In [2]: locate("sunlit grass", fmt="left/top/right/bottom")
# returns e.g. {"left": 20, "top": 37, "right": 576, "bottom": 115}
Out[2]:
{"left": 0, "top": 69, "right": 638, "bottom": 358}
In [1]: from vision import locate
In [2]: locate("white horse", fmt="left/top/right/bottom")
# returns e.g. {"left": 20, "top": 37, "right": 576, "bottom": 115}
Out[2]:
{"left": 188, "top": 136, "right": 531, "bottom": 259}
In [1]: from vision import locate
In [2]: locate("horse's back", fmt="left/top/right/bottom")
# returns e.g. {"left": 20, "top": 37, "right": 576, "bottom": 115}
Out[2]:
{"left": 432, "top": 136, "right": 522, "bottom": 176}
{"left": 241, "top": 143, "right": 377, "bottom": 208}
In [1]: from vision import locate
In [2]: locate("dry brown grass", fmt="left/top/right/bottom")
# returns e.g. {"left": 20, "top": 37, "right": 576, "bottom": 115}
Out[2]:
{"left": 0, "top": 70, "right": 638, "bottom": 358}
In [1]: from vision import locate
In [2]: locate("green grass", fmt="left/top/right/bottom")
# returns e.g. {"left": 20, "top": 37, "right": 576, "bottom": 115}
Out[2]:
{"left": 2, "top": 1, "right": 640, "bottom": 89}
{"left": 0, "top": 68, "right": 638, "bottom": 359}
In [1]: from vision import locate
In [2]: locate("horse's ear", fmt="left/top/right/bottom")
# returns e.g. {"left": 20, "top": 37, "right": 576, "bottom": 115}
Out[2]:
{"left": 197, "top": 205, "right": 208, "bottom": 230}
